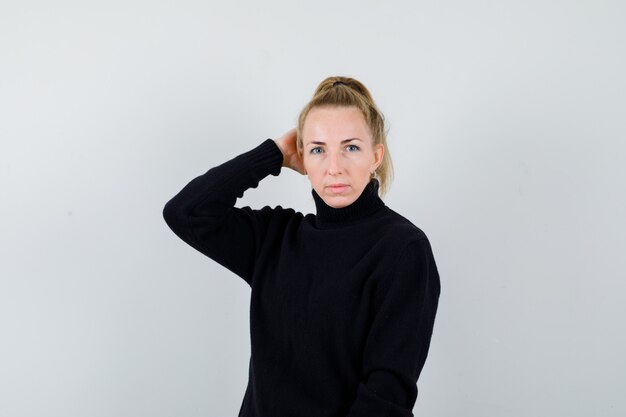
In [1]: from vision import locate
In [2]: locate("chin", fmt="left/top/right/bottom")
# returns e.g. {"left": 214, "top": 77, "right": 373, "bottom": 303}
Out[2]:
{"left": 323, "top": 194, "right": 355, "bottom": 209}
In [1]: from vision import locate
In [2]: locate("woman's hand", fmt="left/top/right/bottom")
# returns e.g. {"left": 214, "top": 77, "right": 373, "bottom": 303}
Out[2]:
{"left": 274, "top": 128, "right": 306, "bottom": 175}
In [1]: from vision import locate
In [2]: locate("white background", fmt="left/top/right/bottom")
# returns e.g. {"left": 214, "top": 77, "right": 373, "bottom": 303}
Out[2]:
{"left": 1, "top": 1, "right": 625, "bottom": 416}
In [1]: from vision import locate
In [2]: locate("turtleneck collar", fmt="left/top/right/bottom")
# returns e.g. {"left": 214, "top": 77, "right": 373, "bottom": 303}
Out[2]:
{"left": 311, "top": 178, "right": 386, "bottom": 228}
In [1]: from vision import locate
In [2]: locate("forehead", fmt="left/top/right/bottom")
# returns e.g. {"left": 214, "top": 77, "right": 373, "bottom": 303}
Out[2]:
{"left": 303, "top": 106, "right": 371, "bottom": 144}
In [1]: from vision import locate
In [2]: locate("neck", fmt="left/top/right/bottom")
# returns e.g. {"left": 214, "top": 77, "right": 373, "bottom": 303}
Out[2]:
{"left": 312, "top": 178, "right": 386, "bottom": 229}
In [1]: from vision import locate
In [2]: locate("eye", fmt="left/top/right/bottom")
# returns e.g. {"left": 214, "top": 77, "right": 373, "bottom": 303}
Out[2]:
{"left": 310, "top": 146, "right": 323, "bottom": 155}
{"left": 346, "top": 144, "right": 360, "bottom": 152}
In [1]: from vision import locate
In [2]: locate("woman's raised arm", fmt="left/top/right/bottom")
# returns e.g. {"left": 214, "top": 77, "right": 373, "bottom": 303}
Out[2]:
{"left": 162, "top": 137, "right": 288, "bottom": 286}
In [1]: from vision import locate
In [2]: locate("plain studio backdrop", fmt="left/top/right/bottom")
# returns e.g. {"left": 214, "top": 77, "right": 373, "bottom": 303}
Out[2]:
{"left": 1, "top": 1, "right": 625, "bottom": 416}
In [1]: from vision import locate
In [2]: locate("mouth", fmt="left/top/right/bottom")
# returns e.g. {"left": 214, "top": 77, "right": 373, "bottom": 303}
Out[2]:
{"left": 327, "top": 184, "right": 349, "bottom": 194}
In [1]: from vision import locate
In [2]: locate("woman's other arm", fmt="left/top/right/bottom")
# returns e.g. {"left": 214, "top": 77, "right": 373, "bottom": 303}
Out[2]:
{"left": 346, "top": 238, "right": 441, "bottom": 417}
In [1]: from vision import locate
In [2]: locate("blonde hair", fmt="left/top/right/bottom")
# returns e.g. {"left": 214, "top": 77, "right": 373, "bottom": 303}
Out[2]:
{"left": 296, "top": 76, "right": 394, "bottom": 198}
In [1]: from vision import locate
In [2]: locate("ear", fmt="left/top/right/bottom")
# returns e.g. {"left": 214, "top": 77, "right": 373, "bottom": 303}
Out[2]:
{"left": 372, "top": 143, "right": 384, "bottom": 170}
{"left": 298, "top": 146, "right": 308, "bottom": 175}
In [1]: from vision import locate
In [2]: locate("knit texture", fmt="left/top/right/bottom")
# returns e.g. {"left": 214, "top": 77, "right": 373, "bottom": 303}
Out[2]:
{"left": 163, "top": 138, "right": 441, "bottom": 417}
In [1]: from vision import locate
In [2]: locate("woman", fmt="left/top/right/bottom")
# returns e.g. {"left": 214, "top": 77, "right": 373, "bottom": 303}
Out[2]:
{"left": 163, "top": 76, "right": 441, "bottom": 417}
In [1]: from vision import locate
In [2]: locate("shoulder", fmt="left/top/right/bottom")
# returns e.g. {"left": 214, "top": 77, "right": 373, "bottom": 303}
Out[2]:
{"left": 382, "top": 211, "right": 440, "bottom": 294}
{"left": 378, "top": 206, "right": 431, "bottom": 246}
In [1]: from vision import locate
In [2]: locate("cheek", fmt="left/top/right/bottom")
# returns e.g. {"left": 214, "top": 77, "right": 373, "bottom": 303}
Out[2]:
{"left": 353, "top": 158, "right": 369, "bottom": 170}
{"left": 303, "top": 156, "right": 316, "bottom": 172}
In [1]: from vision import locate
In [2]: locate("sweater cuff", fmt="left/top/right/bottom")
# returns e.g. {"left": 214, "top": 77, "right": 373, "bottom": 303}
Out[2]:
{"left": 243, "top": 138, "right": 284, "bottom": 180}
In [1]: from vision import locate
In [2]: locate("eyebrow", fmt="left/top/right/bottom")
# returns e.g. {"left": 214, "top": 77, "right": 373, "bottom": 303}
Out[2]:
{"left": 306, "top": 138, "right": 363, "bottom": 146}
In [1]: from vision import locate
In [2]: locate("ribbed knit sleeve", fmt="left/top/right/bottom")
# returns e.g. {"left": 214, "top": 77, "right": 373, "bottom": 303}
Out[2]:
{"left": 346, "top": 238, "right": 441, "bottom": 417}
{"left": 162, "top": 139, "right": 284, "bottom": 286}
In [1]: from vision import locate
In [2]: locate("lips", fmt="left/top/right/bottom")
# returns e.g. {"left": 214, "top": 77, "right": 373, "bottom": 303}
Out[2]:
{"left": 327, "top": 184, "right": 349, "bottom": 194}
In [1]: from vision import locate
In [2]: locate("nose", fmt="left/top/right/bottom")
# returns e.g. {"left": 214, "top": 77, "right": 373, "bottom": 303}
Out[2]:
{"left": 327, "top": 151, "right": 342, "bottom": 175}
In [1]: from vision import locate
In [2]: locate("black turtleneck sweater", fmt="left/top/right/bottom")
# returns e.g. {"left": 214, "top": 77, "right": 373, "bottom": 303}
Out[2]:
{"left": 162, "top": 138, "right": 440, "bottom": 417}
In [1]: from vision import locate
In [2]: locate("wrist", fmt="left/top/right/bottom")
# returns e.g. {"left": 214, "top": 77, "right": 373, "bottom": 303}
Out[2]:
{"left": 273, "top": 139, "right": 287, "bottom": 165}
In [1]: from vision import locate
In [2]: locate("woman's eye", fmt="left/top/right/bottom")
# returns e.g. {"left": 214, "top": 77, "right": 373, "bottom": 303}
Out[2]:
{"left": 309, "top": 145, "right": 359, "bottom": 154}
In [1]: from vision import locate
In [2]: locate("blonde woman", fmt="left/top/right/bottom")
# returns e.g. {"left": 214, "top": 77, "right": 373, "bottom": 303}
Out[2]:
{"left": 163, "top": 76, "right": 441, "bottom": 416}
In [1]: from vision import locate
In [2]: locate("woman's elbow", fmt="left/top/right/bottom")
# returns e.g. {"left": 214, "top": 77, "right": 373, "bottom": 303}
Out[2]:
{"left": 162, "top": 198, "right": 187, "bottom": 233}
